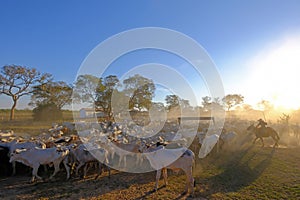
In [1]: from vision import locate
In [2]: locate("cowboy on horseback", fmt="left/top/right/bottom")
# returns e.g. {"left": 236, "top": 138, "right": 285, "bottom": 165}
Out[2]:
{"left": 256, "top": 118, "right": 267, "bottom": 133}
{"left": 256, "top": 119, "right": 268, "bottom": 130}
{"left": 247, "top": 118, "right": 280, "bottom": 147}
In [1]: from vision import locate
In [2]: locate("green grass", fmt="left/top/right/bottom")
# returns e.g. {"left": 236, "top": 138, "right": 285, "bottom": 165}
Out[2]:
{"left": 0, "top": 109, "right": 76, "bottom": 135}
{"left": 193, "top": 145, "right": 300, "bottom": 199}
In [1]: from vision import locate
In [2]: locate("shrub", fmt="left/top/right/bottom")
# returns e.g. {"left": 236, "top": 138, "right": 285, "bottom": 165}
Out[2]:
{"left": 32, "top": 103, "right": 63, "bottom": 121}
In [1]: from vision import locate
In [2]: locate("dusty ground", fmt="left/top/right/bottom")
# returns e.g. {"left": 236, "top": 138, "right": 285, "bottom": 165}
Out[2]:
{"left": 0, "top": 140, "right": 299, "bottom": 200}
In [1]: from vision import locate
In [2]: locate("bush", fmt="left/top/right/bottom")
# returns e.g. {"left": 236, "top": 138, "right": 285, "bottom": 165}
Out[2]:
{"left": 32, "top": 103, "right": 63, "bottom": 121}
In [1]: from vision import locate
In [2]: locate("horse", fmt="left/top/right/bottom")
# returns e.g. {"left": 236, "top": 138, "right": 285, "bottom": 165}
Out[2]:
{"left": 247, "top": 124, "right": 280, "bottom": 147}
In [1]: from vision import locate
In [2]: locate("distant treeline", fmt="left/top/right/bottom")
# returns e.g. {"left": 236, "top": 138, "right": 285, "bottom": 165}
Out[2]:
{"left": 0, "top": 109, "right": 75, "bottom": 121}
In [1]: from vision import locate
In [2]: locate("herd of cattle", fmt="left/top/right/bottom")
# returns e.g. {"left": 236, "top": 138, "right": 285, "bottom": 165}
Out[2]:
{"left": 0, "top": 119, "right": 295, "bottom": 196}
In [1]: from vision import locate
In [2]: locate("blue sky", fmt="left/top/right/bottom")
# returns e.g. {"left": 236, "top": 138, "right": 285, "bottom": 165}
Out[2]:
{"left": 1, "top": 1, "right": 300, "bottom": 109}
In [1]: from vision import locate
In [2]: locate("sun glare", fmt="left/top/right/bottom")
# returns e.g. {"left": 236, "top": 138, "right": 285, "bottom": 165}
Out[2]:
{"left": 245, "top": 35, "right": 300, "bottom": 110}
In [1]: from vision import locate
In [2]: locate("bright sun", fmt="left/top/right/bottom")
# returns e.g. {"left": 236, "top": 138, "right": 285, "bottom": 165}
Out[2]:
{"left": 245, "top": 35, "right": 300, "bottom": 110}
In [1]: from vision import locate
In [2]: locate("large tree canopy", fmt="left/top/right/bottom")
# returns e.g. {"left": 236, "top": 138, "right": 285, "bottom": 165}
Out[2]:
{"left": 73, "top": 74, "right": 122, "bottom": 118}
{"left": 165, "top": 94, "right": 180, "bottom": 111}
{"left": 73, "top": 74, "right": 105, "bottom": 104}
{"left": 30, "top": 81, "right": 73, "bottom": 109}
{"left": 201, "top": 96, "right": 224, "bottom": 112}
{"left": 123, "top": 74, "right": 155, "bottom": 111}
{"left": 95, "top": 75, "right": 120, "bottom": 118}
{"left": 0, "top": 65, "right": 51, "bottom": 120}
{"left": 222, "top": 94, "right": 244, "bottom": 111}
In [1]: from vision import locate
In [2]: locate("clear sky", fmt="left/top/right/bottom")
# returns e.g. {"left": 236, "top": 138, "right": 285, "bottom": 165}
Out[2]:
{"left": 1, "top": 0, "right": 300, "bottom": 110}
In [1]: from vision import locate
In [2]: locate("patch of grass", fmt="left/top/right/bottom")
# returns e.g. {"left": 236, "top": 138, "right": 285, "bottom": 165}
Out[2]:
{"left": 193, "top": 145, "right": 300, "bottom": 199}
{"left": 0, "top": 109, "right": 76, "bottom": 135}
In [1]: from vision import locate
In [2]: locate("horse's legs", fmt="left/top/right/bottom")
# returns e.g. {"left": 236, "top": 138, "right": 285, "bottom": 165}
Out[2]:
{"left": 271, "top": 136, "right": 276, "bottom": 147}
{"left": 260, "top": 138, "right": 264, "bottom": 147}
{"left": 253, "top": 137, "right": 258, "bottom": 144}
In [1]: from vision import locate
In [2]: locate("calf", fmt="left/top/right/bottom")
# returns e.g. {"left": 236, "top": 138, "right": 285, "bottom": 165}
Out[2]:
{"left": 9, "top": 147, "right": 70, "bottom": 182}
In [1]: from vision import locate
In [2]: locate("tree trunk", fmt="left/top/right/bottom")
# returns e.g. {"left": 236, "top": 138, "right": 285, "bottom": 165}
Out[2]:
{"left": 10, "top": 98, "right": 17, "bottom": 121}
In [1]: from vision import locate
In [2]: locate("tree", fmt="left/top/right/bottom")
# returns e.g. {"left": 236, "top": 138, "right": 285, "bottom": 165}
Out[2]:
{"left": 201, "top": 96, "right": 212, "bottom": 112}
{"left": 180, "top": 99, "right": 191, "bottom": 108}
{"left": 222, "top": 94, "right": 244, "bottom": 111}
{"left": 211, "top": 97, "right": 224, "bottom": 111}
{"left": 73, "top": 74, "right": 105, "bottom": 105}
{"left": 95, "top": 75, "right": 120, "bottom": 118}
{"left": 123, "top": 74, "right": 155, "bottom": 111}
{"left": 201, "top": 96, "right": 223, "bottom": 112}
{"left": 151, "top": 102, "right": 165, "bottom": 112}
{"left": 165, "top": 94, "right": 180, "bottom": 111}
{"left": 0, "top": 65, "right": 51, "bottom": 120}
{"left": 30, "top": 81, "right": 73, "bottom": 109}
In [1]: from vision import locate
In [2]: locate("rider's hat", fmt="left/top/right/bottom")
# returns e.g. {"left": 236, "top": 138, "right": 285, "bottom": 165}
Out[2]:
{"left": 258, "top": 118, "right": 264, "bottom": 122}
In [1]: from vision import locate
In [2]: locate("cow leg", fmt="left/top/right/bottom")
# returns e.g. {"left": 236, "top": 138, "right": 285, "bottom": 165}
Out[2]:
{"left": 119, "top": 155, "right": 126, "bottom": 167}
{"left": 111, "top": 151, "right": 115, "bottom": 160}
{"left": 123, "top": 155, "right": 127, "bottom": 168}
{"left": 187, "top": 170, "right": 194, "bottom": 196}
{"left": 138, "top": 154, "right": 143, "bottom": 165}
{"left": 155, "top": 170, "right": 162, "bottom": 191}
{"left": 162, "top": 168, "right": 168, "bottom": 186}
{"left": 76, "top": 162, "right": 85, "bottom": 176}
{"left": 12, "top": 161, "right": 16, "bottom": 175}
{"left": 107, "top": 166, "right": 111, "bottom": 178}
{"left": 95, "top": 163, "right": 102, "bottom": 180}
{"left": 31, "top": 165, "right": 42, "bottom": 183}
{"left": 118, "top": 155, "right": 122, "bottom": 167}
{"left": 49, "top": 161, "right": 60, "bottom": 179}
{"left": 62, "top": 158, "right": 70, "bottom": 180}
{"left": 83, "top": 163, "right": 89, "bottom": 178}
{"left": 43, "top": 165, "right": 48, "bottom": 173}
{"left": 135, "top": 154, "right": 140, "bottom": 165}
{"left": 260, "top": 138, "right": 264, "bottom": 147}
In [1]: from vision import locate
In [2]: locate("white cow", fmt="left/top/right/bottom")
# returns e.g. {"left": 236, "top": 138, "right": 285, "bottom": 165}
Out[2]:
{"left": 9, "top": 147, "right": 70, "bottom": 182}
{"left": 0, "top": 140, "right": 46, "bottom": 175}
{"left": 198, "top": 134, "right": 219, "bottom": 158}
{"left": 197, "top": 132, "right": 207, "bottom": 145}
{"left": 110, "top": 139, "right": 142, "bottom": 167}
{"left": 0, "top": 130, "right": 14, "bottom": 138}
{"left": 140, "top": 144, "right": 195, "bottom": 196}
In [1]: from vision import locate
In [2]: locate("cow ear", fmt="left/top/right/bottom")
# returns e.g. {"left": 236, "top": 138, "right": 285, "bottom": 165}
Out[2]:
{"left": 15, "top": 149, "right": 22, "bottom": 154}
